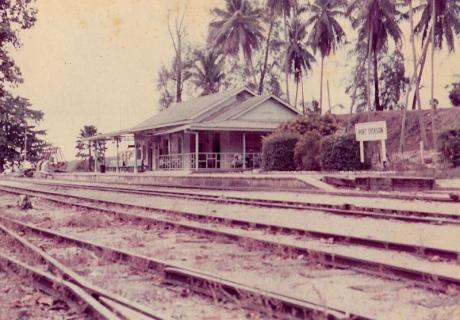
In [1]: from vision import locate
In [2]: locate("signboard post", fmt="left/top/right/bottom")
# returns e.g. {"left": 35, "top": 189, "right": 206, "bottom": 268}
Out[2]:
{"left": 355, "top": 121, "right": 388, "bottom": 163}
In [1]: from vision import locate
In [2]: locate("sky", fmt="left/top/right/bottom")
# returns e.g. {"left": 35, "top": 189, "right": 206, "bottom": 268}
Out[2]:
{"left": 9, "top": 0, "right": 460, "bottom": 160}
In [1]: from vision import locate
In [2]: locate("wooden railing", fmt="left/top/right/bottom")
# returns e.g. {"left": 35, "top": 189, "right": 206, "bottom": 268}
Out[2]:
{"left": 158, "top": 152, "right": 262, "bottom": 170}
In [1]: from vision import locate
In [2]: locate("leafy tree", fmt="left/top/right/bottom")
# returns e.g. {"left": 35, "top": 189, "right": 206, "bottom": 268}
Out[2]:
{"left": 304, "top": 0, "right": 346, "bottom": 114}
{"left": 0, "top": 1, "right": 37, "bottom": 96}
{"left": 345, "top": 43, "right": 369, "bottom": 114}
{"left": 190, "top": 49, "right": 225, "bottom": 96}
{"left": 449, "top": 82, "right": 460, "bottom": 106}
{"left": 209, "top": 0, "right": 264, "bottom": 86}
{"left": 346, "top": 48, "right": 408, "bottom": 112}
{"left": 348, "top": 0, "right": 403, "bottom": 111}
{"left": 156, "top": 51, "right": 193, "bottom": 109}
{"left": 286, "top": 17, "right": 315, "bottom": 108}
{"left": 156, "top": 5, "right": 193, "bottom": 109}
{"left": 378, "top": 50, "right": 409, "bottom": 110}
{"left": 0, "top": 1, "right": 44, "bottom": 172}
{"left": 0, "top": 94, "right": 45, "bottom": 172}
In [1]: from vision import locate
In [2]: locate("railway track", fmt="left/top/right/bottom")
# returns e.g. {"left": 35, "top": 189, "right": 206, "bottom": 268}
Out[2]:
{"left": 1, "top": 183, "right": 460, "bottom": 295}
{"left": 0, "top": 221, "right": 168, "bottom": 320}
{"left": 6, "top": 178, "right": 460, "bottom": 225}
{"left": 0, "top": 216, "right": 362, "bottom": 320}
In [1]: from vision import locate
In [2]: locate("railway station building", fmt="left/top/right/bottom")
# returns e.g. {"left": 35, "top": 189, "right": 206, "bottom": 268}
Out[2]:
{"left": 87, "top": 87, "right": 300, "bottom": 172}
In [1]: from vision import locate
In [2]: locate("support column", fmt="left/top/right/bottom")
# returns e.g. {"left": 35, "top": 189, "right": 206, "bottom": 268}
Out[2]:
{"left": 242, "top": 133, "right": 246, "bottom": 169}
{"left": 168, "top": 134, "right": 171, "bottom": 155}
{"left": 134, "top": 142, "right": 138, "bottom": 173}
{"left": 94, "top": 142, "right": 98, "bottom": 173}
{"left": 381, "top": 139, "right": 387, "bottom": 162}
{"left": 359, "top": 140, "right": 364, "bottom": 163}
{"left": 115, "top": 138, "right": 120, "bottom": 173}
{"left": 195, "top": 132, "right": 199, "bottom": 170}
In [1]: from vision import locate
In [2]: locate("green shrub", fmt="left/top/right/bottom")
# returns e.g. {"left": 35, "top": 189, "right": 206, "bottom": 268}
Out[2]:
{"left": 438, "top": 129, "right": 460, "bottom": 167}
{"left": 294, "top": 131, "right": 321, "bottom": 171}
{"left": 262, "top": 132, "right": 299, "bottom": 171}
{"left": 449, "top": 82, "right": 460, "bottom": 107}
{"left": 277, "top": 113, "right": 338, "bottom": 136}
{"left": 320, "top": 133, "right": 371, "bottom": 171}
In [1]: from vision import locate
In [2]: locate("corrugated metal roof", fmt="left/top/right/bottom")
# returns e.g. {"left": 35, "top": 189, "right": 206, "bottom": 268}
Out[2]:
{"left": 81, "top": 128, "right": 133, "bottom": 141}
{"left": 208, "top": 94, "right": 270, "bottom": 122}
{"left": 132, "top": 86, "right": 253, "bottom": 131}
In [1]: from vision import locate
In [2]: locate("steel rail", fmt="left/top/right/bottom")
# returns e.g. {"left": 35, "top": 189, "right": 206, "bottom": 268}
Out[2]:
{"left": 1, "top": 201, "right": 459, "bottom": 297}
{"left": 0, "top": 217, "right": 366, "bottom": 320}
{"left": 0, "top": 253, "right": 119, "bottom": 320}
{"left": 6, "top": 179, "right": 460, "bottom": 225}
{"left": 0, "top": 184, "right": 458, "bottom": 261}
{"left": 0, "top": 222, "right": 168, "bottom": 320}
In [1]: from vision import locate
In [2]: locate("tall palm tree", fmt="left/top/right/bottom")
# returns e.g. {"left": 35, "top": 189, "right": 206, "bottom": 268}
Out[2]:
{"left": 190, "top": 49, "right": 225, "bottom": 96}
{"left": 286, "top": 17, "right": 315, "bottom": 108}
{"left": 305, "top": 0, "right": 346, "bottom": 114}
{"left": 412, "top": 0, "right": 460, "bottom": 148}
{"left": 348, "top": 0, "right": 403, "bottom": 112}
{"left": 77, "top": 125, "right": 98, "bottom": 171}
{"left": 270, "top": 0, "right": 298, "bottom": 103}
{"left": 400, "top": 0, "right": 428, "bottom": 152}
{"left": 411, "top": 0, "right": 460, "bottom": 109}
{"left": 209, "top": 0, "right": 264, "bottom": 86}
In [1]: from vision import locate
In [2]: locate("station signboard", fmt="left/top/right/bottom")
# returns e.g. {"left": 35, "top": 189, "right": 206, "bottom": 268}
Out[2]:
{"left": 355, "top": 121, "right": 388, "bottom": 163}
{"left": 355, "top": 121, "right": 387, "bottom": 141}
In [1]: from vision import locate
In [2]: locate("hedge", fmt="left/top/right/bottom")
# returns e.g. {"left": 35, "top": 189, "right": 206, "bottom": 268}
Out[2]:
{"left": 438, "top": 129, "right": 460, "bottom": 167}
{"left": 294, "top": 131, "right": 321, "bottom": 171}
{"left": 262, "top": 132, "right": 299, "bottom": 171}
{"left": 320, "top": 133, "right": 371, "bottom": 171}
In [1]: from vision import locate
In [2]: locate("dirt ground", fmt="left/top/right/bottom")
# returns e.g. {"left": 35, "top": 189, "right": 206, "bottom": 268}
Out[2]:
{"left": 1, "top": 191, "right": 460, "bottom": 319}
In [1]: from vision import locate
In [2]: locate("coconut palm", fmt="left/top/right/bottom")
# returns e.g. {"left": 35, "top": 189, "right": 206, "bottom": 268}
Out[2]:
{"left": 209, "top": 0, "right": 264, "bottom": 86}
{"left": 348, "top": 0, "right": 404, "bottom": 112}
{"left": 286, "top": 17, "right": 315, "bottom": 108}
{"left": 76, "top": 125, "right": 98, "bottom": 171}
{"left": 305, "top": 0, "right": 346, "bottom": 114}
{"left": 411, "top": 0, "right": 460, "bottom": 148}
{"left": 266, "top": 0, "right": 298, "bottom": 102}
{"left": 399, "top": 0, "right": 428, "bottom": 152}
{"left": 190, "top": 49, "right": 225, "bottom": 96}
{"left": 410, "top": 0, "right": 460, "bottom": 110}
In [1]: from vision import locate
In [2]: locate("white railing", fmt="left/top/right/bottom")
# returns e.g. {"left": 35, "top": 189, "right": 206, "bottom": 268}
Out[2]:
{"left": 158, "top": 152, "right": 262, "bottom": 170}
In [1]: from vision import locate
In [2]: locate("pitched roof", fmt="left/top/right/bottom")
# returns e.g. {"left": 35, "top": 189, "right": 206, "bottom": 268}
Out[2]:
{"left": 132, "top": 86, "right": 254, "bottom": 132}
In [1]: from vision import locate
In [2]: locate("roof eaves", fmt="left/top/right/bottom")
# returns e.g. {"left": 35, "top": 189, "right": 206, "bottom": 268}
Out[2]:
{"left": 130, "top": 120, "right": 192, "bottom": 133}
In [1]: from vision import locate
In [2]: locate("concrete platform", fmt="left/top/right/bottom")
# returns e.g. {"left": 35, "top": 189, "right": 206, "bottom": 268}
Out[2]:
{"left": 33, "top": 171, "right": 322, "bottom": 191}
{"left": 322, "top": 175, "right": 435, "bottom": 191}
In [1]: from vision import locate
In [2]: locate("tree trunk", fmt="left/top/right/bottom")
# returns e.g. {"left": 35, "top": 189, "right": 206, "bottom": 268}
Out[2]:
{"left": 176, "top": 41, "right": 182, "bottom": 103}
{"left": 430, "top": 0, "right": 437, "bottom": 150}
{"left": 373, "top": 47, "right": 381, "bottom": 111}
{"left": 411, "top": 35, "right": 431, "bottom": 110}
{"left": 346, "top": 59, "right": 366, "bottom": 132}
{"left": 258, "top": 10, "right": 275, "bottom": 94}
{"left": 408, "top": 0, "right": 428, "bottom": 149}
{"left": 366, "top": 24, "right": 373, "bottom": 116}
{"left": 320, "top": 56, "right": 324, "bottom": 114}
{"left": 0, "top": 158, "right": 4, "bottom": 173}
{"left": 283, "top": 12, "right": 290, "bottom": 103}
{"left": 295, "top": 80, "right": 299, "bottom": 109}
{"left": 249, "top": 56, "right": 258, "bottom": 88}
{"left": 88, "top": 141, "right": 92, "bottom": 171}
{"left": 301, "top": 74, "right": 305, "bottom": 114}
